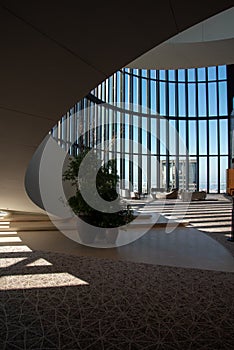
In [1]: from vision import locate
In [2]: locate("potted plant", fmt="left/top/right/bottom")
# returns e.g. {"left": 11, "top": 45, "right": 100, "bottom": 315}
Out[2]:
{"left": 63, "top": 146, "right": 134, "bottom": 244}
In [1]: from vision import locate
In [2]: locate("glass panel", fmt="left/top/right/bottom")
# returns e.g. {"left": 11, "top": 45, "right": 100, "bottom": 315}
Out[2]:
{"left": 197, "top": 68, "right": 206, "bottom": 81}
{"left": 159, "top": 70, "right": 166, "bottom": 80}
{"left": 133, "top": 116, "right": 138, "bottom": 153}
{"left": 142, "top": 155, "right": 147, "bottom": 192}
{"left": 117, "top": 157, "right": 121, "bottom": 182}
{"left": 160, "top": 82, "right": 166, "bottom": 116}
{"left": 209, "top": 120, "right": 218, "bottom": 155}
{"left": 108, "top": 112, "right": 113, "bottom": 152}
{"left": 169, "top": 157, "right": 176, "bottom": 189}
{"left": 133, "top": 76, "right": 138, "bottom": 106}
{"left": 208, "top": 66, "right": 216, "bottom": 81}
{"left": 189, "top": 157, "right": 197, "bottom": 191}
{"left": 188, "top": 83, "right": 196, "bottom": 117}
{"left": 179, "top": 120, "right": 186, "bottom": 155}
{"left": 199, "top": 120, "right": 207, "bottom": 155}
{"left": 169, "top": 83, "right": 176, "bottom": 116}
{"left": 178, "top": 69, "right": 185, "bottom": 81}
{"left": 124, "top": 115, "right": 129, "bottom": 153}
{"left": 209, "top": 157, "right": 218, "bottom": 193}
{"left": 142, "top": 69, "right": 147, "bottom": 78}
{"left": 198, "top": 83, "right": 207, "bottom": 116}
{"left": 147, "top": 119, "right": 151, "bottom": 151}
{"left": 125, "top": 157, "right": 129, "bottom": 188}
{"left": 208, "top": 82, "right": 217, "bottom": 116}
{"left": 160, "top": 156, "right": 166, "bottom": 188}
{"left": 169, "top": 120, "right": 176, "bottom": 155}
{"left": 133, "top": 155, "right": 138, "bottom": 191}
{"left": 142, "top": 78, "right": 147, "bottom": 110}
{"left": 178, "top": 83, "right": 186, "bottom": 117}
{"left": 219, "top": 119, "right": 228, "bottom": 154}
{"left": 199, "top": 157, "right": 207, "bottom": 192}
{"left": 133, "top": 69, "right": 139, "bottom": 77}
{"left": 142, "top": 117, "right": 147, "bottom": 154}
{"left": 108, "top": 76, "right": 113, "bottom": 103}
{"left": 116, "top": 72, "right": 121, "bottom": 103}
{"left": 150, "top": 80, "right": 156, "bottom": 113}
{"left": 151, "top": 118, "right": 157, "bottom": 154}
{"left": 168, "top": 70, "right": 175, "bottom": 81}
{"left": 188, "top": 69, "right": 195, "bottom": 82}
{"left": 220, "top": 156, "right": 228, "bottom": 193}
{"left": 151, "top": 155, "right": 157, "bottom": 188}
{"left": 189, "top": 121, "right": 196, "bottom": 155}
{"left": 102, "top": 81, "right": 106, "bottom": 101}
{"left": 160, "top": 118, "right": 167, "bottom": 155}
{"left": 150, "top": 70, "right": 156, "bottom": 79}
{"left": 218, "top": 65, "right": 227, "bottom": 80}
{"left": 98, "top": 84, "right": 102, "bottom": 100}
{"left": 218, "top": 82, "right": 228, "bottom": 116}
{"left": 124, "top": 73, "right": 129, "bottom": 103}
{"left": 116, "top": 112, "right": 121, "bottom": 152}
{"left": 178, "top": 156, "right": 186, "bottom": 191}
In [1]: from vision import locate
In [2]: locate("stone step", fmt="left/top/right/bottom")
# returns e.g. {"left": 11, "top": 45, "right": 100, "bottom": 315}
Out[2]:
{"left": 172, "top": 217, "right": 231, "bottom": 223}
{"left": 160, "top": 210, "right": 232, "bottom": 215}
{"left": 165, "top": 213, "right": 231, "bottom": 218}
{"left": 198, "top": 227, "right": 231, "bottom": 233}
{"left": 189, "top": 221, "right": 231, "bottom": 228}
{"left": 0, "top": 221, "right": 57, "bottom": 232}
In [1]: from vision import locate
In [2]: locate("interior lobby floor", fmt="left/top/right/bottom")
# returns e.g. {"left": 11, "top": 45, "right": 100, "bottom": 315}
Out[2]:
{"left": 1, "top": 196, "right": 234, "bottom": 272}
{"left": 4, "top": 225, "right": 233, "bottom": 273}
{"left": 0, "top": 196, "right": 234, "bottom": 349}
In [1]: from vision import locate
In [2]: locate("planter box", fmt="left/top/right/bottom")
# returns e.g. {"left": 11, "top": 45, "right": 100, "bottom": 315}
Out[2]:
{"left": 77, "top": 218, "right": 119, "bottom": 245}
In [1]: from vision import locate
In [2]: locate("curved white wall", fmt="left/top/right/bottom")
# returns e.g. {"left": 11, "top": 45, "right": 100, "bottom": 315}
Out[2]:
{"left": 129, "top": 7, "right": 234, "bottom": 69}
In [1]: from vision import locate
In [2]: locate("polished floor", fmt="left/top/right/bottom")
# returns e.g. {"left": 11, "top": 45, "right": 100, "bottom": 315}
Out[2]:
{"left": 0, "top": 196, "right": 234, "bottom": 272}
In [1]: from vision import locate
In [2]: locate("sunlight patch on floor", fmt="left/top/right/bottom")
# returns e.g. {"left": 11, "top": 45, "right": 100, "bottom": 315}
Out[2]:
{"left": 0, "top": 227, "right": 89, "bottom": 290}
{"left": 0, "top": 237, "right": 22, "bottom": 243}
{"left": 0, "top": 272, "right": 89, "bottom": 290}
{"left": 0, "top": 245, "right": 32, "bottom": 253}
{"left": 0, "top": 231, "right": 17, "bottom": 235}
{"left": 26, "top": 258, "right": 53, "bottom": 266}
{"left": 0, "top": 257, "right": 27, "bottom": 268}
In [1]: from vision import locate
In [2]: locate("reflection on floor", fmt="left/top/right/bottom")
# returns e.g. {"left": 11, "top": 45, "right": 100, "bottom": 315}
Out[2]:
{"left": 0, "top": 200, "right": 234, "bottom": 349}
{"left": 145, "top": 196, "right": 234, "bottom": 257}
{"left": 159, "top": 201, "right": 232, "bottom": 233}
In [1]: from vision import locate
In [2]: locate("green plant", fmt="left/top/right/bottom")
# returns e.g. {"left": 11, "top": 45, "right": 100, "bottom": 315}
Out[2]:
{"left": 63, "top": 147, "right": 134, "bottom": 228}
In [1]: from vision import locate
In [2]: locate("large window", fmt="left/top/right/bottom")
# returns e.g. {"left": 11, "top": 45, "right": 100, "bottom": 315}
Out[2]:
{"left": 52, "top": 65, "right": 230, "bottom": 193}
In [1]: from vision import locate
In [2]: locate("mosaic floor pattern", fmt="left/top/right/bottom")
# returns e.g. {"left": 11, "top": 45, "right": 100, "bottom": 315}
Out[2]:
{"left": 0, "top": 249, "right": 234, "bottom": 349}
